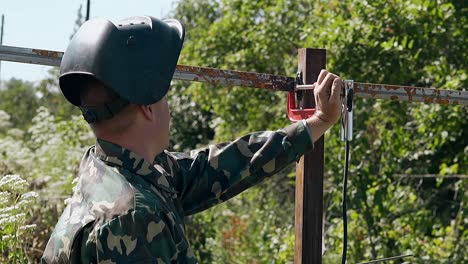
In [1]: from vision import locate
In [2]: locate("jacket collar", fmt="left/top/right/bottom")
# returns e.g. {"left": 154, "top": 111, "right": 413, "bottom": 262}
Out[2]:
{"left": 94, "top": 138, "right": 176, "bottom": 194}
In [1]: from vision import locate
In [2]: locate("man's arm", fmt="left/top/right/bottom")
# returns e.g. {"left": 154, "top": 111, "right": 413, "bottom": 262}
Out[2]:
{"left": 172, "top": 121, "right": 313, "bottom": 215}
{"left": 306, "top": 70, "right": 343, "bottom": 143}
{"left": 172, "top": 70, "right": 342, "bottom": 215}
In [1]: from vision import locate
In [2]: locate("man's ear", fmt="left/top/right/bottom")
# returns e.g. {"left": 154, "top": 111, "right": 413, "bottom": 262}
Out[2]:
{"left": 139, "top": 104, "right": 153, "bottom": 121}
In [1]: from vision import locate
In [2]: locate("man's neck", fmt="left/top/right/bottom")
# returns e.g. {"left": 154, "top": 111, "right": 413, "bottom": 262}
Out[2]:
{"left": 96, "top": 133, "right": 166, "bottom": 164}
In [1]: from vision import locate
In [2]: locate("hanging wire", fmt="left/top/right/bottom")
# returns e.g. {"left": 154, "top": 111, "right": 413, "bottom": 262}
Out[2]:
{"left": 357, "top": 253, "right": 414, "bottom": 264}
{"left": 341, "top": 139, "right": 350, "bottom": 264}
{"left": 341, "top": 80, "right": 354, "bottom": 264}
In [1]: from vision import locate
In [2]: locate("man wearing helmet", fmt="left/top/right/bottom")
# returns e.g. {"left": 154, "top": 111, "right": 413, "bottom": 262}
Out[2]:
{"left": 42, "top": 16, "right": 343, "bottom": 263}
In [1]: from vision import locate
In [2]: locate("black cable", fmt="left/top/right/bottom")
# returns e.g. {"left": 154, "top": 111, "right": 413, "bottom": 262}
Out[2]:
{"left": 342, "top": 139, "right": 350, "bottom": 264}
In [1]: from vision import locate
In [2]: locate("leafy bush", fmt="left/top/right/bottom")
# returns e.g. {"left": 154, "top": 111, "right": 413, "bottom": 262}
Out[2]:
{"left": 172, "top": 0, "right": 467, "bottom": 263}
{"left": 0, "top": 174, "right": 38, "bottom": 263}
{"left": 0, "top": 107, "right": 92, "bottom": 261}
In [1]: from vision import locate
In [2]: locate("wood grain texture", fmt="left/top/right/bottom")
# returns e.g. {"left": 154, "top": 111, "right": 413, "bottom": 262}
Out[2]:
{"left": 294, "top": 48, "right": 326, "bottom": 264}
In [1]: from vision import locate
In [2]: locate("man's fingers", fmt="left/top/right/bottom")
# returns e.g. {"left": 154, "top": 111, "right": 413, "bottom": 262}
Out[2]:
{"left": 317, "top": 70, "right": 328, "bottom": 85}
{"left": 319, "top": 72, "right": 338, "bottom": 97}
{"left": 330, "top": 78, "right": 343, "bottom": 103}
{"left": 312, "top": 71, "right": 342, "bottom": 125}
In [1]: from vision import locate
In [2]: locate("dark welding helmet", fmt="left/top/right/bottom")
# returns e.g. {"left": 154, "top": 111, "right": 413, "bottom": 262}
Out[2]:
{"left": 59, "top": 16, "right": 185, "bottom": 123}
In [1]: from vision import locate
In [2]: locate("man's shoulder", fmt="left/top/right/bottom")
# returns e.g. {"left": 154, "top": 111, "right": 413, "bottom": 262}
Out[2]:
{"left": 78, "top": 147, "right": 137, "bottom": 215}
{"left": 42, "top": 148, "right": 139, "bottom": 262}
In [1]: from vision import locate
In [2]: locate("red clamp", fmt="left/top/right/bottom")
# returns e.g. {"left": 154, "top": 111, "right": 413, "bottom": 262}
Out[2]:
{"left": 287, "top": 72, "right": 316, "bottom": 122}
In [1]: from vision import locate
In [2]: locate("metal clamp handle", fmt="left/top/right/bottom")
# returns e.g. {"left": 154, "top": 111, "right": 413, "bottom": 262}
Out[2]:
{"left": 287, "top": 72, "right": 316, "bottom": 122}
{"left": 341, "top": 80, "right": 354, "bottom": 141}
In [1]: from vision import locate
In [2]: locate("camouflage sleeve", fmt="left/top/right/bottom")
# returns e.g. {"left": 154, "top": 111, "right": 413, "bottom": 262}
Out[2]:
{"left": 173, "top": 121, "right": 313, "bottom": 215}
{"left": 77, "top": 210, "right": 196, "bottom": 263}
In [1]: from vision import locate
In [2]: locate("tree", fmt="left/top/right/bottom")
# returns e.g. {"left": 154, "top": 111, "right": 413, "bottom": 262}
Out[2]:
{"left": 70, "top": 4, "right": 84, "bottom": 39}
{"left": 35, "top": 69, "right": 80, "bottom": 121}
{"left": 0, "top": 78, "right": 39, "bottom": 130}
{"left": 172, "top": 0, "right": 467, "bottom": 262}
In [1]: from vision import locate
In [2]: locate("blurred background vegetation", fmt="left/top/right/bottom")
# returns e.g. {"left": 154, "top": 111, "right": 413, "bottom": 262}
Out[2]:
{"left": 0, "top": 0, "right": 466, "bottom": 263}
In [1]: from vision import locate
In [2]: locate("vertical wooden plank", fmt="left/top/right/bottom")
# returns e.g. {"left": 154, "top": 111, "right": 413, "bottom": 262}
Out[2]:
{"left": 294, "top": 48, "right": 326, "bottom": 264}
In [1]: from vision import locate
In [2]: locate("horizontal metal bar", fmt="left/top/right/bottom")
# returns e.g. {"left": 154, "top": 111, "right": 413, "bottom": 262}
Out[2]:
{"left": 0, "top": 45, "right": 63, "bottom": 67}
{"left": 354, "top": 82, "right": 466, "bottom": 106}
{"left": 394, "top": 174, "right": 468, "bottom": 179}
{"left": 1, "top": 44, "right": 467, "bottom": 106}
{"left": 357, "top": 254, "right": 413, "bottom": 264}
{"left": 293, "top": 82, "right": 467, "bottom": 106}
{"left": 174, "top": 64, "right": 294, "bottom": 91}
{"left": 0, "top": 45, "right": 295, "bottom": 91}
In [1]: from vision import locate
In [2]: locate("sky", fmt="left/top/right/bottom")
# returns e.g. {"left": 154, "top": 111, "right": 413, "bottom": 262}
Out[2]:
{"left": 0, "top": 0, "right": 175, "bottom": 84}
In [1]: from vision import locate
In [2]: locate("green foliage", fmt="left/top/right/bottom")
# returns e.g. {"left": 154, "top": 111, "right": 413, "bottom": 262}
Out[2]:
{"left": 0, "top": 79, "right": 39, "bottom": 130}
{"left": 174, "top": 0, "right": 307, "bottom": 140}
{"left": 168, "top": 83, "right": 215, "bottom": 151}
{"left": 0, "top": 107, "right": 92, "bottom": 261}
{"left": 173, "top": 0, "right": 467, "bottom": 263}
{"left": 0, "top": 174, "right": 38, "bottom": 263}
{"left": 187, "top": 172, "right": 296, "bottom": 263}
{"left": 0, "top": 71, "right": 80, "bottom": 132}
{"left": 35, "top": 68, "right": 81, "bottom": 121}
{"left": 304, "top": 1, "right": 467, "bottom": 262}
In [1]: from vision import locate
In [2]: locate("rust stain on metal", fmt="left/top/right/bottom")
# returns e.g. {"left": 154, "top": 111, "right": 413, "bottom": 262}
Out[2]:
{"left": 152, "top": 64, "right": 468, "bottom": 105}
{"left": 382, "top": 84, "right": 400, "bottom": 90}
{"left": 424, "top": 97, "right": 434, "bottom": 104}
{"left": 436, "top": 98, "right": 450, "bottom": 105}
{"left": 354, "top": 82, "right": 467, "bottom": 106}
{"left": 175, "top": 64, "right": 294, "bottom": 91}
{"left": 404, "top": 87, "right": 416, "bottom": 101}
{"left": 32, "top": 48, "right": 63, "bottom": 59}
{"left": 3, "top": 45, "right": 467, "bottom": 105}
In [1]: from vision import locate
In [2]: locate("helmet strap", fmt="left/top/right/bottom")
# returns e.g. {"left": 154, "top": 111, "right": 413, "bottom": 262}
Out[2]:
{"left": 79, "top": 97, "right": 129, "bottom": 123}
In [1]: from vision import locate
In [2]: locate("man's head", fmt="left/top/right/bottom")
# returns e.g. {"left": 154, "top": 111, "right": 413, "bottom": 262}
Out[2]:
{"left": 78, "top": 76, "right": 135, "bottom": 134}
{"left": 58, "top": 16, "right": 184, "bottom": 159}
{"left": 79, "top": 76, "right": 171, "bottom": 151}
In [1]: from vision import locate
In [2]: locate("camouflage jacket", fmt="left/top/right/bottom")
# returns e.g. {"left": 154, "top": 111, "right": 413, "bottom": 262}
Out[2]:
{"left": 42, "top": 122, "right": 312, "bottom": 263}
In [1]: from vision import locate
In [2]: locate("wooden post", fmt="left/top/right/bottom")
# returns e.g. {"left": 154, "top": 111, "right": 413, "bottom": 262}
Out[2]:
{"left": 295, "top": 48, "right": 326, "bottom": 264}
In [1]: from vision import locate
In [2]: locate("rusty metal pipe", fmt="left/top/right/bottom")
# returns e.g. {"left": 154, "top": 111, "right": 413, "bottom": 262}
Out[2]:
{"left": 0, "top": 44, "right": 467, "bottom": 106}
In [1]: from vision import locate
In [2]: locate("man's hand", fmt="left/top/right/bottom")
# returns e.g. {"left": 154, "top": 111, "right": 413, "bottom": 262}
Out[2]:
{"left": 305, "top": 70, "right": 343, "bottom": 143}
{"left": 313, "top": 70, "right": 343, "bottom": 124}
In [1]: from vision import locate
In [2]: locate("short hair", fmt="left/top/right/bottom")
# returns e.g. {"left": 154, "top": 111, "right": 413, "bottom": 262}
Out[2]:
{"left": 78, "top": 76, "right": 137, "bottom": 134}
{"left": 78, "top": 76, "right": 119, "bottom": 107}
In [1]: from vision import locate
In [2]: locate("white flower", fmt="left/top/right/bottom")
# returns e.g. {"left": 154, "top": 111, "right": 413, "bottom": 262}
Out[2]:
{"left": 0, "top": 212, "right": 26, "bottom": 226}
{"left": 7, "top": 128, "right": 25, "bottom": 139}
{"left": 0, "top": 205, "right": 18, "bottom": 214}
{"left": 0, "top": 110, "right": 12, "bottom": 130}
{"left": 0, "top": 175, "right": 28, "bottom": 192}
{"left": 19, "top": 224, "right": 37, "bottom": 231}
{"left": 0, "top": 191, "right": 9, "bottom": 206}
